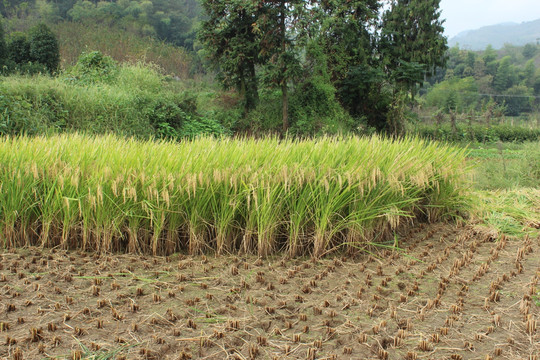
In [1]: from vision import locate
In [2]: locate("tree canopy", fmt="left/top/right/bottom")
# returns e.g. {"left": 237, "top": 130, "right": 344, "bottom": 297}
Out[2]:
{"left": 199, "top": 0, "right": 447, "bottom": 132}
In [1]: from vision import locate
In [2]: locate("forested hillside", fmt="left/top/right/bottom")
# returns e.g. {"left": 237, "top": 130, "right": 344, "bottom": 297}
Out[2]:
{"left": 422, "top": 43, "right": 540, "bottom": 118}
{"left": 0, "top": 0, "right": 201, "bottom": 49}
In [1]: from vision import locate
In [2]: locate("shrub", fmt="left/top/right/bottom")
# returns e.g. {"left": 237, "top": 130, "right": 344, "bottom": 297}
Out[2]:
{"left": 289, "top": 76, "right": 352, "bottom": 136}
{"left": 414, "top": 124, "right": 540, "bottom": 143}
{"left": 66, "top": 51, "right": 118, "bottom": 84}
{"left": 0, "top": 62, "right": 227, "bottom": 139}
{"left": 7, "top": 32, "right": 31, "bottom": 65}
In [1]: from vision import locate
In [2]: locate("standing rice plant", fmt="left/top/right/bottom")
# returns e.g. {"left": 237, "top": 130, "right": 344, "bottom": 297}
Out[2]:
{"left": 0, "top": 133, "right": 470, "bottom": 256}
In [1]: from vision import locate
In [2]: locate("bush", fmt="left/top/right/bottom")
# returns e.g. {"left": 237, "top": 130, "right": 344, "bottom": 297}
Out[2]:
{"left": 414, "top": 123, "right": 540, "bottom": 143}
{"left": 289, "top": 76, "right": 352, "bottom": 136}
{"left": 66, "top": 51, "right": 118, "bottom": 84}
{"left": 7, "top": 32, "right": 31, "bottom": 65}
{"left": 180, "top": 115, "right": 230, "bottom": 138}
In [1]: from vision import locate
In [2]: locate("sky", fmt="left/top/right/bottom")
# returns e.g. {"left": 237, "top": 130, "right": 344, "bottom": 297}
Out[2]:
{"left": 439, "top": 0, "right": 540, "bottom": 38}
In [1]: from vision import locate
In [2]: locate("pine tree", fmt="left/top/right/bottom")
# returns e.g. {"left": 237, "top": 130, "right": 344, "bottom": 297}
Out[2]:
{"left": 381, "top": 0, "right": 447, "bottom": 97}
{"left": 199, "top": 0, "right": 261, "bottom": 114}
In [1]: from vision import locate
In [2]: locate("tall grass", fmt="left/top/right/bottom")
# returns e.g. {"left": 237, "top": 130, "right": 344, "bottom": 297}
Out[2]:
{"left": 0, "top": 134, "right": 470, "bottom": 257}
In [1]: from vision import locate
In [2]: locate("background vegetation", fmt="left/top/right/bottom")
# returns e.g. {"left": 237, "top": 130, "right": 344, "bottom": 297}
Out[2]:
{"left": 0, "top": 51, "right": 227, "bottom": 138}
{"left": 1, "top": 0, "right": 452, "bottom": 137}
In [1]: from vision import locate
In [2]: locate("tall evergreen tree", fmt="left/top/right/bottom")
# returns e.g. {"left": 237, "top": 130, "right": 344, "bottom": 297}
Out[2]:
{"left": 381, "top": 0, "right": 447, "bottom": 97}
{"left": 316, "top": 0, "right": 388, "bottom": 128}
{"left": 199, "top": 0, "right": 261, "bottom": 114}
{"left": 256, "top": 0, "right": 307, "bottom": 131}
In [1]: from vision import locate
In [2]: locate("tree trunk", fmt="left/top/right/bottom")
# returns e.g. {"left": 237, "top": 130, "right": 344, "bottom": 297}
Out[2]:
{"left": 450, "top": 110, "right": 457, "bottom": 136}
{"left": 282, "top": 82, "right": 289, "bottom": 132}
{"left": 280, "top": 0, "right": 289, "bottom": 132}
{"left": 247, "top": 62, "right": 259, "bottom": 111}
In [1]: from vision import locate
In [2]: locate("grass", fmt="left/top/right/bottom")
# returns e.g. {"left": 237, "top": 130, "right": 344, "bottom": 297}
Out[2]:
{"left": 467, "top": 142, "right": 540, "bottom": 190}
{"left": 0, "top": 134, "right": 469, "bottom": 257}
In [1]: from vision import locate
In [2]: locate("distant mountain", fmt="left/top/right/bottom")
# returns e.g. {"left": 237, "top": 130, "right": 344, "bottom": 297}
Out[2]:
{"left": 448, "top": 19, "right": 540, "bottom": 50}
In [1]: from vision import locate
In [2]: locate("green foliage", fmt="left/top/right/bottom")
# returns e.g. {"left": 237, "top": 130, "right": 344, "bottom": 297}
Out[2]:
{"left": 423, "top": 43, "right": 540, "bottom": 118}
{"left": 467, "top": 142, "right": 540, "bottom": 191}
{"left": 492, "top": 56, "right": 513, "bottom": 92}
{"left": 338, "top": 65, "right": 391, "bottom": 131}
{"left": 289, "top": 76, "right": 351, "bottom": 136}
{"left": 66, "top": 0, "right": 201, "bottom": 49}
{"left": 425, "top": 77, "right": 478, "bottom": 112}
{"left": 198, "top": 0, "right": 447, "bottom": 133}
{"left": 7, "top": 32, "right": 30, "bottom": 65}
{"left": 199, "top": 0, "right": 261, "bottom": 112}
{"left": 28, "top": 23, "right": 60, "bottom": 73}
{"left": 502, "top": 85, "right": 533, "bottom": 116}
{"left": 180, "top": 115, "right": 230, "bottom": 139}
{"left": 523, "top": 43, "right": 538, "bottom": 59}
{"left": 51, "top": 22, "right": 192, "bottom": 77}
{"left": 0, "top": 62, "right": 227, "bottom": 139}
{"left": 381, "top": 0, "right": 447, "bottom": 96}
{"left": 0, "top": 20, "right": 7, "bottom": 67}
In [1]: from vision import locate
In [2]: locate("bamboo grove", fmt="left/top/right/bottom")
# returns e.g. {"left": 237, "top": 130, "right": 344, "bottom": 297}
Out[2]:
{"left": 0, "top": 134, "right": 469, "bottom": 257}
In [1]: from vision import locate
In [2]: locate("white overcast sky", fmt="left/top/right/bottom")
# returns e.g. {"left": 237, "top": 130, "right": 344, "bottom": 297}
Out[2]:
{"left": 440, "top": 0, "right": 540, "bottom": 38}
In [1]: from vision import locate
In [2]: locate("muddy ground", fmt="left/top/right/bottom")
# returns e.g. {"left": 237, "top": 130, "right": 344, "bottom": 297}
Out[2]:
{"left": 0, "top": 223, "right": 538, "bottom": 360}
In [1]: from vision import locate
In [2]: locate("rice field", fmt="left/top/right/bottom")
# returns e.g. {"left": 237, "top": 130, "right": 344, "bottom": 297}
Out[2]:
{"left": 0, "top": 134, "right": 469, "bottom": 257}
{"left": 1, "top": 224, "right": 538, "bottom": 359}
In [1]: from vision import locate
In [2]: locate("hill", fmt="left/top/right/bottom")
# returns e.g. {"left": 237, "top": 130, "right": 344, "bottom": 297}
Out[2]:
{"left": 449, "top": 19, "right": 540, "bottom": 50}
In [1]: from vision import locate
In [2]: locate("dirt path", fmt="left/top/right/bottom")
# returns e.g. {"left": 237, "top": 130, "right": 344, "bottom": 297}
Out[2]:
{"left": 0, "top": 223, "right": 538, "bottom": 359}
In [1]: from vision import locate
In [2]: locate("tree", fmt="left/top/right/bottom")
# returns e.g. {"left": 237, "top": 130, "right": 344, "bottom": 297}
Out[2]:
{"left": 0, "top": 20, "right": 7, "bottom": 68}
{"left": 199, "top": 0, "right": 261, "bottom": 114}
{"left": 315, "top": 0, "right": 387, "bottom": 129}
{"left": 534, "top": 69, "right": 540, "bottom": 96}
{"left": 522, "top": 43, "right": 537, "bottom": 59}
{"left": 493, "top": 56, "right": 512, "bottom": 93}
{"left": 381, "top": 0, "right": 447, "bottom": 98}
{"left": 503, "top": 85, "right": 533, "bottom": 116}
{"left": 482, "top": 45, "right": 498, "bottom": 76}
{"left": 256, "top": 0, "right": 306, "bottom": 131}
{"left": 522, "top": 59, "right": 536, "bottom": 88}
{"left": 28, "top": 23, "right": 60, "bottom": 73}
